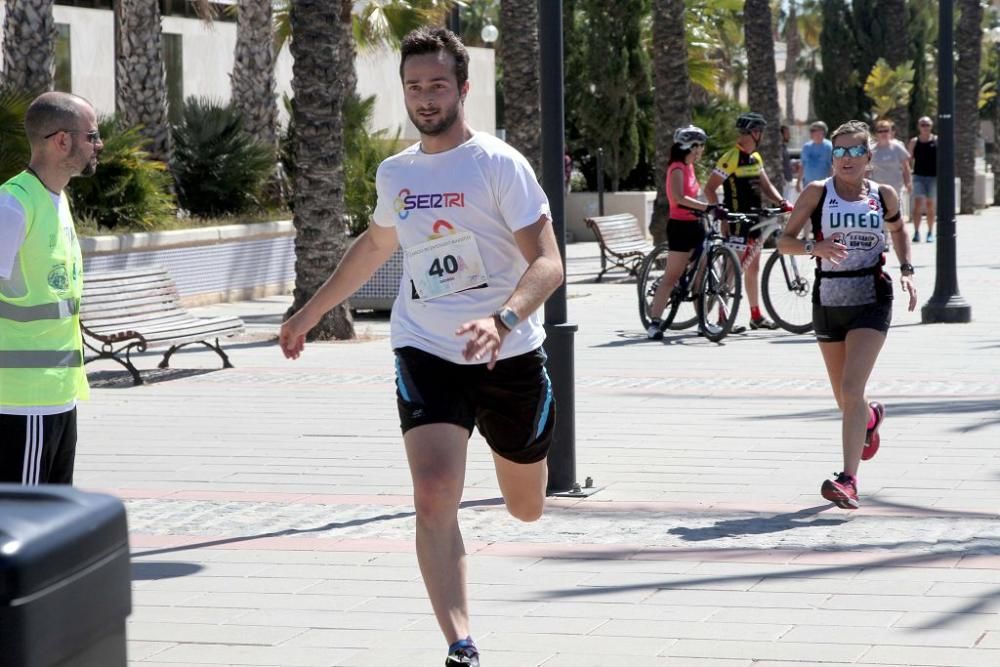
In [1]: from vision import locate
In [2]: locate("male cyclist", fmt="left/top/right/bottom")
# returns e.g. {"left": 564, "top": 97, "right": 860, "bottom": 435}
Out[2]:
{"left": 704, "top": 112, "right": 792, "bottom": 331}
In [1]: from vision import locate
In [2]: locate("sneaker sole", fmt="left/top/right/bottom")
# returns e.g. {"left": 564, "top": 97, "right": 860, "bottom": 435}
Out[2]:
{"left": 821, "top": 480, "right": 859, "bottom": 510}
{"left": 862, "top": 402, "right": 884, "bottom": 461}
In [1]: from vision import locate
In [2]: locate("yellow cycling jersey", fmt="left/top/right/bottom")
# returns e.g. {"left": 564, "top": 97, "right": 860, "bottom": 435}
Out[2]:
{"left": 712, "top": 147, "right": 764, "bottom": 212}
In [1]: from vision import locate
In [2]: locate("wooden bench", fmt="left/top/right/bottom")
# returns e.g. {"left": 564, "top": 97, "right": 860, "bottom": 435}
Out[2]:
{"left": 585, "top": 213, "right": 654, "bottom": 282}
{"left": 80, "top": 267, "right": 245, "bottom": 385}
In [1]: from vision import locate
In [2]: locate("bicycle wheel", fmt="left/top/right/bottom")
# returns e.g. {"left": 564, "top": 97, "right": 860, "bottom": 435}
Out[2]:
{"left": 636, "top": 243, "right": 698, "bottom": 330}
{"left": 698, "top": 244, "right": 742, "bottom": 342}
{"left": 762, "top": 251, "right": 814, "bottom": 334}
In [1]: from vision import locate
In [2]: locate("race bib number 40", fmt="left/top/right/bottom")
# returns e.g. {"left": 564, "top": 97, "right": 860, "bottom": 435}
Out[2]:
{"left": 405, "top": 231, "right": 489, "bottom": 300}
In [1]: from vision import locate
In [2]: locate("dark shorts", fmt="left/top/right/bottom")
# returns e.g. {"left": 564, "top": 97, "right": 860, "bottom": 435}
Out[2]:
{"left": 813, "top": 302, "right": 892, "bottom": 343}
{"left": 394, "top": 346, "right": 555, "bottom": 464}
{"left": 0, "top": 408, "right": 77, "bottom": 484}
{"left": 727, "top": 219, "right": 763, "bottom": 243}
{"left": 666, "top": 219, "right": 705, "bottom": 253}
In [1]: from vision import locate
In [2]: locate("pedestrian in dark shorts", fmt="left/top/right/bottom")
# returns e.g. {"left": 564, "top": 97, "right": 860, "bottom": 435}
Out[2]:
{"left": 279, "top": 27, "right": 564, "bottom": 667}
{"left": 778, "top": 120, "right": 917, "bottom": 510}
{"left": 1, "top": 92, "right": 102, "bottom": 484}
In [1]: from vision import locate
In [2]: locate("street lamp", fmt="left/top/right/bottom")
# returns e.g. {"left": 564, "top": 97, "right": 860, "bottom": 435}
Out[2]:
{"left": 922, "top": 0, "right": 972, "bottom": 323}
{"left": 481, "top": 22, "right": 498, "bottom": 45}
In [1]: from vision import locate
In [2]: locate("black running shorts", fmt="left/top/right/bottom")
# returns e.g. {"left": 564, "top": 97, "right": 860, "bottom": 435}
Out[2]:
{"left": 666, "top": 219, "right": 705, "bottom": 253}
{"left": 0, "top": 408, "right": 78, "bottom": 484}
{"left": 394, "top": 346, "right": 555, "bottom": 464}
{"left": 813, "top": 302, "right": 892, "bottom": 343}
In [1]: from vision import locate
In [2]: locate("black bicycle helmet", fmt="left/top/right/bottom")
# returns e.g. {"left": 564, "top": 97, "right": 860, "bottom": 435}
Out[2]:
{"left": 735, "top": 112, "right": 767, "bottom": 131}
{"left": 673, "top": 124, "right": 708, "bottom": 150}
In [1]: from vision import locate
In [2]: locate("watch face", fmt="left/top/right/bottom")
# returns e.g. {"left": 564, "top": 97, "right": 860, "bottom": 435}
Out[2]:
{"left": 499, "top": 308, "right": 518, "bottom": 329}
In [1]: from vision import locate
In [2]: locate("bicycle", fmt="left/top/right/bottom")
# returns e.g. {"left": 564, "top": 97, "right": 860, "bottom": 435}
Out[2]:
{"left": 725, "top": 207, "right": 814, "bottom": 334}
{"left": 637, "top": 209, "right": 743, "bottom": 342}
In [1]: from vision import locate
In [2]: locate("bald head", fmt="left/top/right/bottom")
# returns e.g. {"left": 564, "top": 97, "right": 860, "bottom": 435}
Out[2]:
{"left": 24, "top": 92, "right": 94, "bottom": 147}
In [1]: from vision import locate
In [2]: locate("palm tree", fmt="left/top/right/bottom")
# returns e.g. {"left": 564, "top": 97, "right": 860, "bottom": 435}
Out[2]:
{"left": 880, "top": 0, "right": 908, "bottom": 138}
{"left": 499, "top": 0, "right": 541, "bottom": 174}
{"left": 1, "top": 0, "right": 56, "bottom": 95}
{"left": 743, "top": 0, "right": 783, "bottom": 191}
{"left": 114, "top": 0, "right": 172, "bottom": 162}
{"left": 231, "top": 0, "right": 278, "bottom": 149}
{"left": 955, "top": 0, "right": 983, "bottom": 214}
{"left": 650, "top": 0, "right": 692, "bottom": 241}
{"left": 285, "top": 0, "right": 355, "bottom": 340}
{"left": 783, "top": 0, "right": 800, "bottom": 122}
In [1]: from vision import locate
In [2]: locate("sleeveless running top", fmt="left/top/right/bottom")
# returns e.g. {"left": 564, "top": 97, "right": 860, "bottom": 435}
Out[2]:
{"left": 912, "top": 136, "right": 937, "bottom": 177}
{"left": 810, "top": 178, "right": 891, "bottom": 307}
{"left": 667, "top": 162, "right": 700, "bottom": 221}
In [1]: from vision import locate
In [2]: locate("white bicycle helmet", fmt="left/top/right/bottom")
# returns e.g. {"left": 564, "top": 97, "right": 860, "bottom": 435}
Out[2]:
{"left": 673, "top": 124, "right": 707, "bottom": 150}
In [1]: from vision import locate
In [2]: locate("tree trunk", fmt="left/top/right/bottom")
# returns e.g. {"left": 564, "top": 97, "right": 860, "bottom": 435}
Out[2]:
{"left": 784, "top": 0, "right": 799, "bottom": 122}
{"left": 499, "top": 0, "right": 541, "bottom": 174}
{"left": 955, "top": 0, "right": 982, "bottom": 214}
{"left": 231, "top": 0, "right": 278, "bottom": 149}
{"left": 744, "top": 0, "right": 784, "bottom": 191}
{"left": 880, "top": 0, "right": 908, "bottom": 139}
{"left": 650, "top": 0, "right": 691, "bottom": 237}
{"left": 2, "top": 0, "right": 55, "bottom": 95}
{"left": 285, "top": 0, "right": 354, "bottom": 340}
{"left": 114, "top": 0, "right": 172, "bottom": 162}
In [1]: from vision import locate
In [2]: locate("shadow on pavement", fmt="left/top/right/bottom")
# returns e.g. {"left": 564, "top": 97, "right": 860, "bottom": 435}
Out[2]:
{"left": 538, "top": 541, "right": 1000, "bottom": 630}
{"left": 750, "top": 398, "right": 1000, "bottom": 428}
{"left": 667, "top": 504, "right": 847, "bottom": 541}
{"left": 129, "top": 496, "right": 505, "bottom": 559}
{"left": 131, "top": 561, "right": 203, "bottom": 581}
{"left": 86, "top": 367, "right": 220, "bottom": 388}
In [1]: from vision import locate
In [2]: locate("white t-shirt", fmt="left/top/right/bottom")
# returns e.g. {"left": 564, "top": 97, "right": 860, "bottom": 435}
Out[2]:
{"left": 0, "top": 189, "right": 77, "bottom": 416}
{"left": 869, "top": 140, "right": 909, "bottom": 193}
{"left": 371, "top": 132, "right": 550, "bottom": 364}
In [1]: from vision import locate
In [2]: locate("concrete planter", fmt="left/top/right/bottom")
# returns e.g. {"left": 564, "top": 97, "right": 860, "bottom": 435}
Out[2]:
{"left": 81, "top": 221, "right": 401, "bottom": 311}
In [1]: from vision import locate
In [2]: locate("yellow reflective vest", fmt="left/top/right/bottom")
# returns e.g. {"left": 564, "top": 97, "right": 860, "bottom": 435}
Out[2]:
{"left": 0, "top": 170, "right": 89, "bottom": 407}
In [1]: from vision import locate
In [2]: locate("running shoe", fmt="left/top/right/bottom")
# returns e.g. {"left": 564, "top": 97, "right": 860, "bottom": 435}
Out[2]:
{"left": 647, "top": 320, "right": 664, "bottom": 340}
{"left": 821, "top": 472, "right": 859, "bottom": 510}
{"left": 445, "top": 640, "right": 480, "bottom": 667}
{"left": 750, "top": 316, "right": 779, "bottom": 330}
{"left": 912, "top": 231, "right": 920, "bottom": 242}
{"left": 926, "top": 232, "right": 934, "bottom": 243}
{"left": 862, "top": 401, "right": 885, "bottom": 461}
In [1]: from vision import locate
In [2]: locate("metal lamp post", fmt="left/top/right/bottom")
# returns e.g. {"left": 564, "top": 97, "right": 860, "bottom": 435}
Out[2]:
{"left": 921, "top": 0, "right": 972, "bottom": 323}
{"left": 539, "top": 0, "right": 584, "bottom": 496}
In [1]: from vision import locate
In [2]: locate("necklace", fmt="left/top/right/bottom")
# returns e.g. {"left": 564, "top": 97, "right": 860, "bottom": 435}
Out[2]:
{"left": 25, "top": 165, "right": 60, "bottom": 195}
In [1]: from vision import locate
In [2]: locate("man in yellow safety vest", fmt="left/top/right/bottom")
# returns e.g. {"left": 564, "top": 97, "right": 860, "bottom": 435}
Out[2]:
{"left": 0, "top": 92, "right": 102, "bottom": 484}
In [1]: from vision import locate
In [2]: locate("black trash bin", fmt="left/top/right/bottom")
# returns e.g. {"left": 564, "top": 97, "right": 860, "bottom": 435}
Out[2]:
{"left": 0, "top": 485, "right": 131, "bottom": 667}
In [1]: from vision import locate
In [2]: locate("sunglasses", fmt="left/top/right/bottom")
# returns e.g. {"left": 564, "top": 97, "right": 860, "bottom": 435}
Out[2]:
{"left": 919, "top": 123, "right": 932, "bottom": 128}
{"left": 44, "top": 129, "right": 101, "bottom": 144}
{"left": 832, "top": 144, "right": 869, "bottom": 158}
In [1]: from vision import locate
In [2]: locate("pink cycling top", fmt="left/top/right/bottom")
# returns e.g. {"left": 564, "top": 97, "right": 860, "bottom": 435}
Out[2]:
{"left": 667, "top": 162, "right": 701, "bottom": 222}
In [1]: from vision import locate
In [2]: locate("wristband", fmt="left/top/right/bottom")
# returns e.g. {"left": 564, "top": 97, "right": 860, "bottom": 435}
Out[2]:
{"left": 899, "top": 263, "right": 915, "bottom": 276}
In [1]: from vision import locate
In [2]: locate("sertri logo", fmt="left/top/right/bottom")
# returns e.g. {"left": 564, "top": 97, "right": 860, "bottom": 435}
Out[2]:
{"left": 394, "top": 188, "right": 465, "bottom": 220}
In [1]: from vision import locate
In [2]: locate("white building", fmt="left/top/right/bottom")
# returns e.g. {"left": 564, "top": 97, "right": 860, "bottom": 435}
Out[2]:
{"left": 0, "top": 1, "right": 497, "bottom": 140}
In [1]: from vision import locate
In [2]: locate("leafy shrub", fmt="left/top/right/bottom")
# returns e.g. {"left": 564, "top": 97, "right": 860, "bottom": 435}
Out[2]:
{"left": 344, "top": 93, "right": 399, "bottom": 236}
{"left": 68, "top": 116, "right": 176, "bottom": 231}
{"left": 171, "top": 97, "right": 275, "bottom": 217}
{"left": 0, "top": 87, "right": 32, "bottom": 184}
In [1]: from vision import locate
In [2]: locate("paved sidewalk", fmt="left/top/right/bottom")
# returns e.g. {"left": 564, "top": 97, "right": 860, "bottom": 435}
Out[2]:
{"left": 78, "top": 211, "right": 1000, "bottom": 666}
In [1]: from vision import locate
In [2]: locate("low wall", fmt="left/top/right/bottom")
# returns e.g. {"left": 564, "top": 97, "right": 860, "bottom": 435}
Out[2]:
{"left": 565, "top": 191, "right": 656, "bottom": 243}
{"left": 81, "top": 221, "right": 295, "bottom": 307}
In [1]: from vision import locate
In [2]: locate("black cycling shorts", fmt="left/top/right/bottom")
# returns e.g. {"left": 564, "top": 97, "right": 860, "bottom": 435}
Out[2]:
{"left": 813, "top": 302, "right": 892, "bottom": 343}
{"left": 394, "top": 346, "right": 555, "bottom": 464}
{"left": 666, "top": 219, "right": 705, "bottom": 253}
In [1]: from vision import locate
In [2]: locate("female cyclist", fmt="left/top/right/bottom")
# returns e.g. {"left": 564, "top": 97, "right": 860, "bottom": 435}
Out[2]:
{"left": 777, "top": 120, "right": 917, "bottom": 509}
{"left": 647, "top": 125, "right": 723, "bottom": 339}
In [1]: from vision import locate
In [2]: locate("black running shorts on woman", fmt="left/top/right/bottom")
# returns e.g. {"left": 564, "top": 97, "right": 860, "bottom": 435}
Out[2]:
{"left": 666, "top": 219, "right": 705, "bottom": 253}
{"left": 0, "top": 409, "right": 77, "bottom": 484}
{"left": 394, "top": 346, "right": 555, "bottom": 464}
